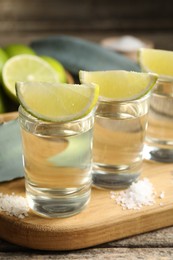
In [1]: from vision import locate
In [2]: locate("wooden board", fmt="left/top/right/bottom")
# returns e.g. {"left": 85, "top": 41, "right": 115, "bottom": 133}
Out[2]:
{"left": 1, "top": 112, "right": 173, "bottom": 250}
{"left": 0, "top": 161, "right": 173, "bottom": 251}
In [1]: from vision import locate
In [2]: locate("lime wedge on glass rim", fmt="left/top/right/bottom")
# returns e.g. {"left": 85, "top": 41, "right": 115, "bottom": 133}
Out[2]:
{"left": 138, "top": 48, "right": 173, "bottom": 80}
{"left": 79, "top": 70, "right": 158, "bottom": 101}
{"left": 2, "top": 54, "right": 60, "bottom": 100}
{"left": 15, "top": 82, "right": 99, "bottom": 122}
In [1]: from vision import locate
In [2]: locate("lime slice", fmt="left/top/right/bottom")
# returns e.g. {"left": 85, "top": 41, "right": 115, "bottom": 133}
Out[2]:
{"left": 79, "top": 70, "right": 157, "bottom": 101}
{"left": 15, "top": 82, "right": 99, "bottom": 122}
{"left": 2, "top": 54, "right": 60, "bottom": 100}
{"left": 138, "top": 48, "right": 173, "bottom": 79}
{"left": 0, "top": 48, "right": 8, "bottom": 83}
{"left": 41, "top": 56, "right": 67, "bottom": 83}
{"left": 4, "top": 44, "right": 35, "bottom": 57}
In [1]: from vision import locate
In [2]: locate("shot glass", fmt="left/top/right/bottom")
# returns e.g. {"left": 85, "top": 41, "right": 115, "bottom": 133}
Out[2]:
{"left": 92, "top": 93, "right": 151, "bottom": 190}
{"left": 144, "top": 77, "right": 173, "bottom": 162}
{"left": 18, "top": 105, "right": 94, "bottom": 218}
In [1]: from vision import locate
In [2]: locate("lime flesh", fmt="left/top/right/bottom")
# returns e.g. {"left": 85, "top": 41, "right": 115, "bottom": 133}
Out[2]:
{"left": 41, "top": 56, "right": 67, "bottom": 83}
{"left": 79, "top": 70, "right": 158, "bottom": 101}
{"left": 138, "top": 48, "right": 173, "bottom": 78}
{"left": 2, "top": 54, "right": 60, "bottom": 100}
{"left": 16, "top": 82, "right": 99, "bottom": 122}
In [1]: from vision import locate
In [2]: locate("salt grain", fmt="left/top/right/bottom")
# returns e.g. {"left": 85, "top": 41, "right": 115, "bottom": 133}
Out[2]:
{"left": 111, "top": 178, "right": 156, "bottom": 210}
{"left": 105, "top": 35, "right": 145, "bottom": 52}
{"left": 159, "top": 191, "right": 165, "bottom": 199}
{"left": 0, "top": 193, "right": 29, "bottom": 218}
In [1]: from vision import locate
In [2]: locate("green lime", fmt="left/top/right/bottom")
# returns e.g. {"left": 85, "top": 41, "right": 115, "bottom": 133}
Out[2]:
{"left": 0, "top": 48, "right": 8, "bottom": 83}
{"left": 4, "top": 44, "right": 35, "bottom": 58}
{"left": 16, "top": 81, "right": 99, "bottom": 122}
{"left": 79, "top": 70, "right": 158, "bottom": 101}
{"left": 41, "top": 56, "right": 67, "bottom": 83}
{"left": 2, "top": 54, "right": 60, "bottom": 101}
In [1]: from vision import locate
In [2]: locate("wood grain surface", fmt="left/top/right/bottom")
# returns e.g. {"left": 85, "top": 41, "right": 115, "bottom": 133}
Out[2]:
{"left": 0, "top": 161, "right": 173, "bottom": 251}
{"left": 0, "top": 0, "right": 172, "bottom": 33}
{"left": 0, "top": 111, "right": 18, "bottom": 123}
{"left": 1, "top": 227, "right": 173, "bottom": 259}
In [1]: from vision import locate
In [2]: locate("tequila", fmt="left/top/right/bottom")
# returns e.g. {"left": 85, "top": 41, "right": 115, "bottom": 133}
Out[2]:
{"left": 92, "top": 94, "right": 150, "bottom": 189}
{"left": 144, "top": 79, "right": 173, "bottom": 162}
{"left": 19, "top": 106, "right": 94, "bottom": 218}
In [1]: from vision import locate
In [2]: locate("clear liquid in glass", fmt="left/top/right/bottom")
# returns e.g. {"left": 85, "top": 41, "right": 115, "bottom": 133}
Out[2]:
{"left": 144, "top": 80, "right": 173, "bottom": 162}
{"left": 92, "top": 95, "right": 150, "bottom": 190}
{"left": 19, "top": 107, "right": 94, "bottom": 218}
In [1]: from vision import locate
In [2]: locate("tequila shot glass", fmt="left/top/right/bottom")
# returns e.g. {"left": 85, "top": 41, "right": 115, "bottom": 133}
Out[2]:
{"left": 92, "top": 93, "right": 151, "bottom": 189}
{"left": 144, "top": 77, "right": 173, "bottom": 162}
{"left": 18, "top": 104, "right": 95, "bottom": 218}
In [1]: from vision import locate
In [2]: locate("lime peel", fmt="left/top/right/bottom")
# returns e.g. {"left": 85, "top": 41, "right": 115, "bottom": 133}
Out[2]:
{"left": 15, "top": 82, "right": 99, "bottom": 122}
{"left": 4, "top": 44, "right": 36, "bottom": 57}
{"left": 79, "top": 70, "right": 158, "bottom": 101}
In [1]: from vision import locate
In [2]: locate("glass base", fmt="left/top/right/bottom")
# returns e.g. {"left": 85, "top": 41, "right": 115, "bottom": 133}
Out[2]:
{"left": 92, "top": 163, "right": 140, "bottom": 190}
{"left": 144, "top": 144, "right": 173, "bottom": 163}
{"left": 26, "top": 183, "right": 91, "bottom": 218}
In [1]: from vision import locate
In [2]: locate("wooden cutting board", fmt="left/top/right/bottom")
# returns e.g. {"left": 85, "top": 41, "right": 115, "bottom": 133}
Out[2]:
{"left": 0, "top": 112, "right": 173, "bottom": 250}
{"left": 0, "top": 161, "right": 173, "bottom": 251}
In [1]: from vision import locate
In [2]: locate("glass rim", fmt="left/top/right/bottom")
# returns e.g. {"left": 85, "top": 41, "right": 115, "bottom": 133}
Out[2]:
{"left": 157, "top": 76, "right": 173, "bottom": 83}
{"left": 18, "top": 105, "right": 95, "bottom": 125}
{"left": 97, "top": 91, "right": 151, "bottom": 104}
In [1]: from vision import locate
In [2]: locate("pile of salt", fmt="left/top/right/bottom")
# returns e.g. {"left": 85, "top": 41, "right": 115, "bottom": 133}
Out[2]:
{"left": 111, "top": 178, "right": 156, "bottom": 210}
{"left": 103, "top": 35, "right": 145, "bottom": 52}
{"left": 0, "top": 193, "right": 29, "bottom": 219}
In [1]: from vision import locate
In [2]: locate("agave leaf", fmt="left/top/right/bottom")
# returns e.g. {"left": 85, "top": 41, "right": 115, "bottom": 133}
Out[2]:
{"left": 0, "top": 119, "right": 24, "bottom": 182}
{"left": 30, "top": 35, "right": 140, "bottom": 77}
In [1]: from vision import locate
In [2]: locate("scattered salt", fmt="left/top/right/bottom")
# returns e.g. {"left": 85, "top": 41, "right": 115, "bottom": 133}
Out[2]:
{"left": 104, "top": 35, "right": 145, "bottom": 52}
{"left": 111, "top": 178, "right": 156, "bottom": 210}
{"left": 159, "top": 191, "right": 165, "bottom": 199}
{"left": 0, "top": 193, "right": 29, "bottom": 218}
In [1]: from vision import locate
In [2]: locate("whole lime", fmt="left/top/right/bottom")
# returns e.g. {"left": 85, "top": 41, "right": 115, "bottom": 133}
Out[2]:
{"left": 4, "top": 44, "right": 36, "bottom": 58}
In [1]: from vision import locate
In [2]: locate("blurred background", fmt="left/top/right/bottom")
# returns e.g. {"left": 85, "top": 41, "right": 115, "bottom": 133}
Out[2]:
{"left": 0, "top": 0, "right": 173, "bottom": 50}
{"left": 0, "top": 0, "right": 173, "bottom": 115}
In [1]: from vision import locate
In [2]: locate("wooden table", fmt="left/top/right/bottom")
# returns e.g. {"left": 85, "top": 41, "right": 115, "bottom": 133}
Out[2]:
{"left": 1, "top": 227, "right": 173, "bottom": 259}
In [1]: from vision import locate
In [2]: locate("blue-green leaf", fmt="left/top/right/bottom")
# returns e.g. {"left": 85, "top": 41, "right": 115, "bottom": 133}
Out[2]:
{"left": 0, "top": 119, "right": 24, "bottom": 182}
{"left": 30, "top": 35, "right": 140, "bottom": 77}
